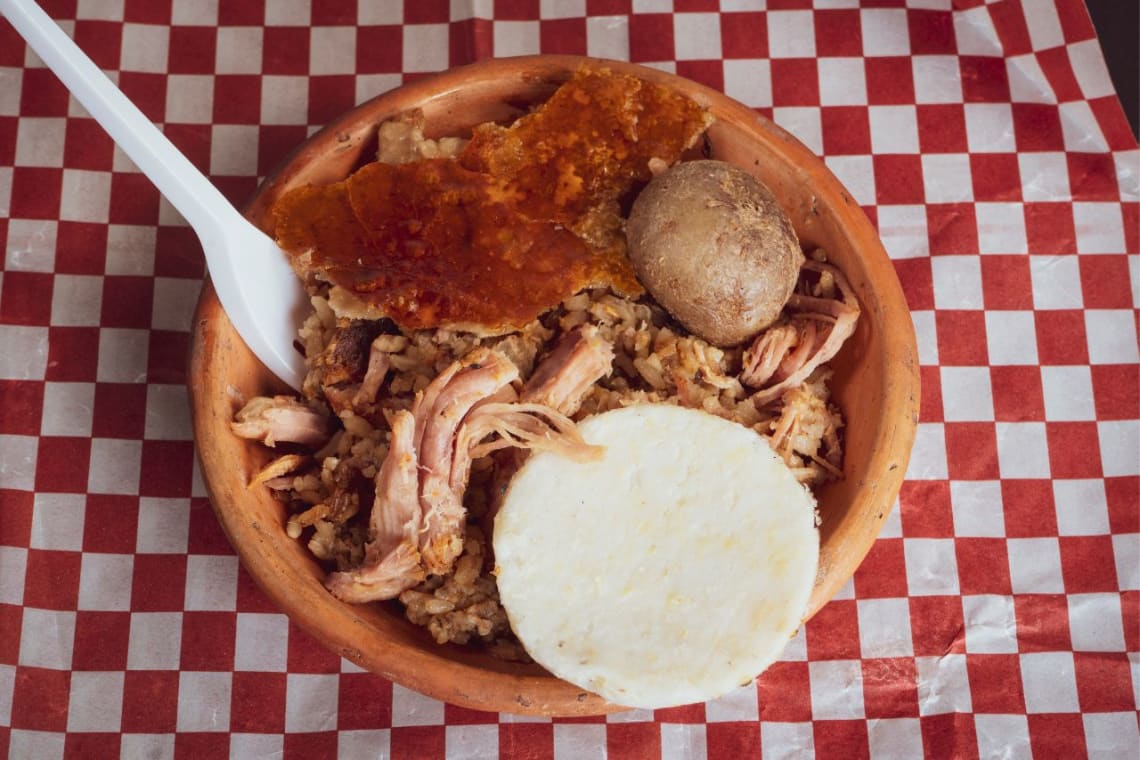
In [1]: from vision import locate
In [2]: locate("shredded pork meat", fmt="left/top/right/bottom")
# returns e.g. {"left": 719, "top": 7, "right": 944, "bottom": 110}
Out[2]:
{"left": 231, "top": 396, "right": 330, "bottom": 447}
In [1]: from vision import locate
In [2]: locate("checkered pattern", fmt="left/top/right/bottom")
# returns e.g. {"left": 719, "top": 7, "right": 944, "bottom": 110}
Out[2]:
{"left": 1, "top": 0, "right": 1137, "bottom": 757}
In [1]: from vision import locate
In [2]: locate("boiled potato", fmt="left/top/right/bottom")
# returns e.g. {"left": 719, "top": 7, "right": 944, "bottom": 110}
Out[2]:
{"left": 626, "top": 160, "right": 803, "bottom": 346}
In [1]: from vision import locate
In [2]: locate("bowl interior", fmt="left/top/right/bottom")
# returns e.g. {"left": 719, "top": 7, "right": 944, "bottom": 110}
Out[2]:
{"left": 190, "top": 55, "right": 919, "bottom": 716}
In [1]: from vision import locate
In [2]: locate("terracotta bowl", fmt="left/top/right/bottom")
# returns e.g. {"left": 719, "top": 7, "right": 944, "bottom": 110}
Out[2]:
{"left": 189, "top": 55, "right": 920, "bottom": 716}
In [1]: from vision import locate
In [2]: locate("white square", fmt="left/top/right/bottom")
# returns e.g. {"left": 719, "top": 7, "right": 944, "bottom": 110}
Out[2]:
{"left": 915, "top": 654, "right": 971, "bottom": 715}
{"left": 1024, "top": 0, "right": 1064, "bottom": 50}
{"left": 403, "top": 25, "right": 450, "bottom": 73}
{"left": 1068, "top": 593, "right": 1126, "bottom": 651}
{"left": 493, "top": 21, "right": 540, "bottom": 57}
{"left": 284, "top": 673, "right": 339, "bottom": 732}
{"left": 1113, "top": 534, "right": 1139, "bottom": 591}
{"left": 1018, "top": 152, "right": 1070, "bottom": 202}
{"left": 1053, "top": 479, "right": 1110, "bottom": 536}
{"left": 1115, "top": 151, "right": 1139, "bottom": 200}
{"left": 265, "top": 0, "right": 310, "bottom": 25}
{"left": 986, "top": 311, "right": 1039, "bottom": 366}
{"left": 8, "top": 731, "right": 65, "bottom": 760}
{"left": 868, "top": 718, "right": 923, "bottom": 760}
{"left": 50, "top": 274, "right": 103, "bottom": 326}
{"left": 861, "top": 9, "right": 910, "bottom": 56}
{"left": 778, "top": 625, "right": 808, "bottom": 662}
{"left": 106, "top": 225, "right": 156, "bottom": 275}
{"left": 773, "top": 107, "right": 822, "bottom": 155}
{"left": 145, "top": 383, "right": 192, "bottom": 440}
{"left": 660, "top": 724, "right": 707, "bottom": 760}
{"left": 632, "top": 0, "right": 673, "bottom": 10}
{"left": 673, "top": 13, "right": 721, "bottom": 60}
{"left": 723, "top": 60, "right": 771, "bottom": 109}
{"left": 950, "top": 480, "right": 1004, "bottom": 537}
{"left": 1086, "top": 310, "right": 1140, "bottom": 365}
{"left": 0, "top": 67, "right": 23, "bottom": 115}
{"left": 172, "top": 0, "right": 218, "bottom": 25}
{"left": 877, "top": 205, "right": 928, "bottom": 260}
{"left": 210, "top": 125, "right": 259, "bottom": 176}
{"left": 216, "top": 27, "right": 264, "bottom": 74}
{"left": 964, "top": 103, "right": 1016, "bottom": 152}
{"left": 340, "top": 730, "right": 392, "bottom": 760}
{"left": 15, "top": 117, "right": 65, "bottom": 167}
{"left": 857, "top": 598, "right": 913, "bottom": 658}
{"left": 809, "top": 660, "right": 864, "bottom": 719}
{"left": 1073, "top": 202, "right": 1126, "bottom": 254}
{"left": 1029, "top": 254, "right": 1082, "bottom": 309}
{"left": 0, "top": 547, "right": 26, "bottom": 605}
{"left": 151, "top": 276, "right": 200, "bottom": 332}
{"left": 761, "top": 722, "right": 814, "bottom": 759}
{"left": 1084, "top": 713, "right": 1140, "bottom": 759}
{"left": 77, "top": 0, "right": 124, "bottom": 19}
{"left": 0, "top": 435, "right": 38, "bottom": 490}
{"left": 0, "top": 662, "right": 12, "bottom": 725}
{"left": 921, "top": 154, "right": 973, "bottom": 204}
{"left": 1006, "top": 53, "right": 1055, "bottom": 104}
{"left": 120, "top": 23, "right": 170, "bottom": 73}
{"left": 185, "top": 555, "right": 238, "bottom": 610}
{"left": 261, "top": 76, "right": 309, "bottom": 126}
{"left": 540, "top": 0, "right": 584, "bottom": 16}
{"left": 912, "top": 310, "right": 938, "bottom": 366}
{"left": 1041, "top": 365, "right": 1096, "bottom": 421}
{"left": 586, "top": 15, "right": 630, "bottom": 60}
{"left": 78, "top": 553, "right": 134, "bottom": 611}
{"left": 1069, "top": 39, "right": 1117, "bottom": 99}
{"left": 97, "top": 327, "right": 149, "bottom": 383}
{"left": 67, "top": 671, "right": 124, "bottom": 732}
{"left": 904, "top": 538, "right": 960, "bottom": 595}
{"left": 907, "top": 423, "right": 948, "bottom": 480}
{"left": 554, "top": 725, "right": 606, "bottom": 760}
{"left": 1098, "top": 420, "right": 1140, "bottom": 477}
{"left": 230, "top": 734, "right": 283, "bottom": 760}
{"left": 931, "top": 255, "right": 983, "bottom": 310}
{"left": 912, "top": 56, "right": 963, "bottom": 104}
{"left": 996, "top": 422, "right": 1051, "bottom": 478}
{"left": 818, "top": 58, "right": 867, "bottom": 106}
{"left": 391, "top": 683, "right": 445, "bottom": 726}
{"left": 605, "top": 707, "right": 653, "bottom": 723}
{"left": 136, "top": 497, "right": 190, "bottom": 553}
{"left": 976, "top": 202, "right": 1028, "bottom": 254}
{"left": 974, "top": 714, "right": 1031, "bottom": 760}
{"left": 705, "top": 683, "right": 759, "bottom": 722}
{"left": 234, "top": 613, "right": 289, "bottom": 672}
{"left": 60, "top": 169, "right": 111, "bottom": 223}
{"left": 359, "top": 3, "right": 402, "bottom": 24}
{"left": 1007, "top": 537, "right": 1064, "bottom": 593}
{"left": 177, "top": 671, "right": 232, "bottom": 731}
{"left": 953, "top": 5, "right": 1002, "bottom": 56}
{"left": 941, "top": 367, "right": 994, "bottom": 421}
{"left": 128, "top": 612, "right": 183, "bottom": 669}
{"left": 122, "top": 735, "right": 175, "bottom": 759}
{"left": 1059, "top": 100, "right": 1110, "bottom": 152}
{"left": 768, "top": 11, "right": 816, "bottom": 58}
{"left": 962, "top": 594, "right": 1017, "bottom": 653}
{"left": 5, "top": 219, "right": 58, "bottom": 272}
{"left": 869, "top": 106, "right": 919, "bottom": 154}
{"left": 310, "top": 27, "right": 357, "bottom": 75}
{"left": 20, "top": 608, "right": 76, "bottom": 669}
{"left": 87, "top": 438, "right": 142, "bottom": 495}
{"left": 824, "top": 155, "right": 876, "bottom": 206}
{"left": 1020, "top": 652, "right": 1079, "bottom": 713}
{"left": 0, "top": 166, "right": 10, "bottom": 217}
{"left": 879, "top": 497, "right": 904, "bottom": 539}
{"left": 165, "top": 75, "right": 214, "bottom": 125}
{"left": 30, "top": 492, "right": 86, "bottom": 551}
{"left": 446, "top": 725, "right": 498, "bottom": 758}
{"left": 355, "top": 74, "right": 402, "bottom": 106}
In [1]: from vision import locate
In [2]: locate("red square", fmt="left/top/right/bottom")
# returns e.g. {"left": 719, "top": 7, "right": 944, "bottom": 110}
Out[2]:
{"left": 448, "top": 19, "right": 489, "bottom": 67}
{"left": 1046, "top": 422, "right": 1102, "bottom": 478}
{"left": 108, "top": 172, "right": 162, "bottom": 225}
{"left": 218, "top": 0, "right": 264, "bottom": 24}
{"left": 814, "top": 721, "right": 869, "bottom": 760}
{"left": 357, "top": 25, "right": 404, "bottom": 74}
{"left": 189, "top": 497, "right": 234, "bottom": 554}
{"left": 231, "top": 672, "right": 286, "bottom": 732}
{"left": 236, "top": 564, "right": 279, "bottom": 613}
{"left": 64, "top": 733, "right": 121, "bottom": 758}
{"left": 0, "top": 489, "right": 33, "bottom": 548}
{"left": 1067, "top": 153, "right": 1120, "bottom": 201}
{"left": 154, "top": 227, "right": 206, "bottom": 278}
{"left": 180, "top": 611, "right": 237, "bottom": 670}
{"left": 907, "top": 9, "right": 955, "bottom": 54}
{"left": 944, "top": 423, "right": 1000, "bottom": 480}
{"left": 757, "top": 661, "right": 811, "bottom": 721}
{"left": 287, "top": 620, "right": 343, "bottom": 672}
{"left": 1025, "top": 202, "right": 1077, "bottom": 255}
{"left": 264, "top": 27, "right": 309, "bottom": 75}
{"left": 874, "top": 155, "right": 925, "bottom": 204}
{"left": 101, "top": 276, "right": 154, "bottom": 329}
{"left": 926, "top": 203, "right": 978, "bottom": 254}
{"left": 969, "top": 153, "right": 1022, "bottom": 202}
{"left": 444, "top": 703, "right": 496, "bottom": 725}
{"left": 911, "top": 597, "right": 966, "bottom": 657}
{"left": 1059, "top": 535, "right": 1119, "bottom": 593}
{"left": 0, "top": 605, "right": 23, "bottom": 664}
{"left": 312, "top": 0, "right": 355, "bottom": 24}
{"left": 92, "top": 383, "right": 148, "bottom": 439}
{"left": 966, "top": 653, "right": 1025, "bottom": 713}
{"left": 0, "top": 19, "right": 25, "bottom": 66}
{"left": 35, "top": 437, "right": 92, "bottom": 493}
{"left": 10, "top": 667, "right": 71, "bottom": 731}
{"left": 174, "top": 733, "right": 230, "bottom": 758}
{"left": 121, "top": 671, "right": 179, "bottom": 731}
{"left": 1, "top": 272, "right": 52, "bottom": 327}
{"left": 123, "top": 0, "right": 170, "bottom": 22}
{"left": 83, "top": 495, "right": 139, "bottom": 553}
{"left": 55, "top": 222, "right": 108, "bottom": 274}
{"left": 285, "top": 734, "right": 338, "bottom": 757}
{"left": 862, "top": 657, "right": 919, "bottom": 718}
{"left": 921, "top": 714, "right": 979, "bottom": 760}
{"left": 981, "top": 255, "right": 1032, "bottom": 310}
{"left": 404, "top": 0, "right": 450, "bottom": 24}
{"left": 1013, "top": 594, "right": 1071, "bottom": 652}
{"left": 118, "top": 72, "right": 167, "bottom": 124}
{"left": 1104, "top": 477, "right": 1140, "bottom": 533}
{"left": 258, "top": 124, "right": 311, "bottom": 178}
{"left": 45, "top": 327, "right": 100, "bottom": 381}
{"left": 894, "top": 258, "right": 933, "bottom": 311}
{"left": 1080, "top": 257, "right": 1135, "bottom": 310}
{"left": 1027, "top": 714, "right": 1087, "bottom": 759}
{"left": 1034, "top": 310, "right": 1088, "bottom": 365}
{"left": 899, "top": 480, "right": 953, "bottom": 537}
{"left": 1038, "top": 46, "right": 1082, "bottom": 102}
{"left": 720, "top": 13, "right": 766, "bottom": 58}
{"left": 72, "top": 611, "right": 130, "bottom": 670}
{"left": 608, "top": 723, "right": 662, "bottom": 760}
{"left": 708, "top": 723, "right": 760, "bottom": 756}
{"left": 1123, "top": 202, "right": 1138, "bottom": 255}
{"left": 498, "top": 724, "right": 552, "bottom": 760}
{"left": 675, "top": 60, "right": 724, "bottom": 94}
{"left": 853, "top": 538, "right": 909, "bottom": 598}
{"left": 960, "top": 56, "right": 1010, "bottom": 103}
{"left": 169, "top": 26, "right": 217, "bottom": 74}
{"left": 955, "top": 538, "right": 1012, "bottom": 595}
{"left": 588, "top": 0, "right": 630, "bottom": 13}
{"left": 805, "top": 599, "right": 860, "bottom": 660}
{"left": 814, "top": 10, "right": 861, "bottom": 57}
{"left": 821, "top": 107, "right": 871, "bottom": 155}
{"left": 986, "top": 0, "right": 1032, "bottom": 56}
{"left": 20, "top": 68, "right": 70, "bottom": 117}
{"left": 130, "top": 554, "right": 188, "bottom": 611}
{"left": 212, "top": 75, "right": 261, "bottom": 124}
{"left": 339, "top": 673, "right": 394, "bottom": 729}
{"left": 865, "top": 57, "right": 915, "bottom": 105}
{"left": 0, "top": 117, "right": 14, "bottom": 165}
{"left": 148, "top": 329, "right": 192, "bottom": 385}
{"left": 1011, "top": 103, "right": 1064, "bottom": 151}
{"left": 63, "top": 118, "right": 116, "bottom": 172}
{"left": 0, "top": 381, "right": 44, "bottom": 436}
{"left": 629, "top": 14, "right": 673, "bottom": 63}
{"left": 918, "top": 368, "right": 944, "bottom": 423}
{"left": 139, "top": 441, "right": 196, "bottom": 498}
{"left": 1055, "top": 0, "right": 1097, "bottom": 41}
{"left": 674, "top": 0, "right": 718, "bottom": 9}
{"left": 9, "top": 167, "right": 63, "bottom": 220}
{"left": 771, "top": 60, "right": 820, "bottom": 107}
{"left": 1001, "top": 479, "right": 1056, "bottom": 536}
{"left": 308, "top": 75, "right": 357, "bottom": 127}
{"left": 654, "top": 701, "right": 705, "bottom": 723}
{"left": 1090, "top": 95, "right": 1138, "bottom": 151}
{"left": 1122, "top": 591, "right": 1138, "bottom": 652}
{"left": 539, "top": 17, "right": 587, "bottom": 54}
{"left": 494, "top": 0, "right": 538, "bottom": 18}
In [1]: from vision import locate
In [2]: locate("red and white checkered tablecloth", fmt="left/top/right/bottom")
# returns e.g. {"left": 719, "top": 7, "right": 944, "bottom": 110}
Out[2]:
{"left": 1, "top": 0, "right": 1136, "bottom": 757}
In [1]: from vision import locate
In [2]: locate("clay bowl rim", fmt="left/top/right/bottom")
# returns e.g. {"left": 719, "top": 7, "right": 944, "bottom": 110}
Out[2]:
{"left": 189, "top": 54, "right": 920, "bottom": 716}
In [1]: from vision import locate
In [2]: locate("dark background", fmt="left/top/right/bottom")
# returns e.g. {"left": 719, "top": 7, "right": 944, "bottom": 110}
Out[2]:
{"left": 1086, "top": 0, "right": 1138, "bottom": 136}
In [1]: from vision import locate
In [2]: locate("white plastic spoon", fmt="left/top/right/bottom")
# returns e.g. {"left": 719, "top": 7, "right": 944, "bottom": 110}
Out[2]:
{"left": 2, "top": 0, "right": 308, "bottom": 389}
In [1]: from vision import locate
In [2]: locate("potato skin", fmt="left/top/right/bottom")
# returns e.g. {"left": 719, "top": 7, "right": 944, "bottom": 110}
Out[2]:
{"left": 626, "top": 160, "right": 803, "bottom": 346}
